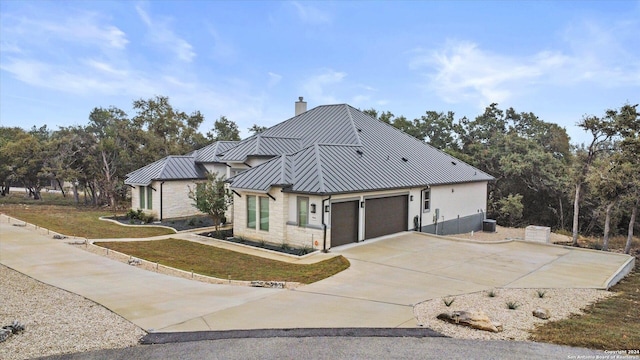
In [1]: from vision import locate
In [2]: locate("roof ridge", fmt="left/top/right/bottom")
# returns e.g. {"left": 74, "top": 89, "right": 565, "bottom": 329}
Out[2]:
{"left": 345, "top": 105, "right": 363, "bottom": 146}
{"left": 313, "top": 143, "right": 325, "bottom": 193}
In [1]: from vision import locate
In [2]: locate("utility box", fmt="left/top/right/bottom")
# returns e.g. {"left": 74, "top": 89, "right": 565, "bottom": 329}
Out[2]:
{"left": 482, "top": 219, "right": 496, "bottom": 233}
{"left": 525, "top": 225, "right": 551, "bottom": 243}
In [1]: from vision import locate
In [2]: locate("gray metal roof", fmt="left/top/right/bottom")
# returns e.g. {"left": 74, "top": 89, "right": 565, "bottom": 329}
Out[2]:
{"left": 124, "top": 156, "right": 208, "bottom": 186}
{"left": 228, "top": 104, "right": 494, "bottom": 194}
{"left": 218, "top": 136, "right": 301, "bottom": 162}
{"left": 218, "top": 104, "right": 362, "bottom": 162}
{"left": 191, "top": 141, "right": 238, "bottom": 163}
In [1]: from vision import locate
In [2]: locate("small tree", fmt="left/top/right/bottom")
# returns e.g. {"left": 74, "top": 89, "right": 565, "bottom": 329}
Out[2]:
{"left": 497, "top": 193, "right": 524, "bottom": 227}
{"left": 188, "top": 173, "right": 231, "bottom": 236}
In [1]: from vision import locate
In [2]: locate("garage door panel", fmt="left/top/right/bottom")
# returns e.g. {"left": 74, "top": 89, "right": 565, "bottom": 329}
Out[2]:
{"left": 365, "top": 196, "right": 408, "bottom": 240}
{"left": 331, "top": 201, "right": 359, "bottom": 247}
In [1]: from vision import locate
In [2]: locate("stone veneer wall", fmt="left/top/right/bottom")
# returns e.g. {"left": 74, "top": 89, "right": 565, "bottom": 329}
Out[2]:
{"left": 233, "top": 189, "right": 326, "bottom": 250}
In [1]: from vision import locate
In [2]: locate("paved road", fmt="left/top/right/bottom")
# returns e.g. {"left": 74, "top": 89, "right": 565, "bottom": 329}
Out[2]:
{"left": 39, "top": 336, "right": 618, "bottom": 360}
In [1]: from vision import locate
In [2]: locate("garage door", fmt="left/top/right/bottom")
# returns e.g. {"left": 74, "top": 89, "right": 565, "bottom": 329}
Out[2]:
{"left": 330, "top": 201, "right": 359, "bottom": 247}
{"left": 365, "top": 195, "right": 408, "bottom": 240}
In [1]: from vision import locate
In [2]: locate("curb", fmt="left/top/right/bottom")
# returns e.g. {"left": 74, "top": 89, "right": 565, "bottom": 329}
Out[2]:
{"left": 141, "top": 327, "right": 447, "bottom": 344}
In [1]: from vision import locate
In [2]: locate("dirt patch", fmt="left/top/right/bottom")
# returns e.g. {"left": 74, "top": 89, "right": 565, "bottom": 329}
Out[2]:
{"left": 458, "top": 225, "right": 571, "bottom": 244}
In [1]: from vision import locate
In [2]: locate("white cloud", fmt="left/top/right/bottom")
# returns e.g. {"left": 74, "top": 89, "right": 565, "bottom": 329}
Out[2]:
{"left": 268, "top": 72, "right": 283, "bottom": 87}
{"left": 135, "top": 5, "right": 196, "bottom": 62}
{"left": 302, "top": 69, "right": 347, "bottom": 104}
{"left": 1, "top": 11, "right": 129, "bottom": 51}
{"left": 410, "top": 41, "right": 569, "bottom": 106}
{"left": 411, "top": 12, "right": 640, "bottom": 108}
{"left": 290, "top": 1, "right": 331, "bottom": 25}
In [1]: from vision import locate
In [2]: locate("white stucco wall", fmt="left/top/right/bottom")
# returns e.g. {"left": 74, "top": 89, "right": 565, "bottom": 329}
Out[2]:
{"left": 202, "top": 163, "right": 228, "bottom": 177}
{"left": 427, "top": 181, "right": 488, "bottom": 226}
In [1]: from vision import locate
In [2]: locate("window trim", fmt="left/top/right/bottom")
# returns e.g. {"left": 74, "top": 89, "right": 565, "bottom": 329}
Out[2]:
{"left": 247, "top": 195, "right": 269, "bottom": 231}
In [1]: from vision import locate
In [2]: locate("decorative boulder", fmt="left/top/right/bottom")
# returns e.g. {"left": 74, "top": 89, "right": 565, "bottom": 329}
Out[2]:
{"left": 532, "top": 307, "right": 551, "bottom": 320}
{"left": 437, "top": 310, "right": 503, "bottom": 332}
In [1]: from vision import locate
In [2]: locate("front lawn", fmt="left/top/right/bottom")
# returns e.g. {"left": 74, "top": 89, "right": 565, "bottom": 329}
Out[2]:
{"left": 0, "top": 204, "right": 174, "bottom": 239}
{"left": 95, "top": 238, "right": 350, "bottom": 284}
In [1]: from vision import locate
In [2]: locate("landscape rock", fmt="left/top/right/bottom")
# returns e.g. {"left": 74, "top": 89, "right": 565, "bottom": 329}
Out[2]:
{"left": 532, "top": 307, "right": 551, "bottom": 320}
{"left": 127, "top": 257, "right": 142, "bottom": 266}
{"left": 437, "top": 310, "right": 503, "bottom": 332}
{"left": 52, "top": 234, "right": 67, "bottom": 240}
{"left": 250, "top": 281, "right": 285, "bottom": 289}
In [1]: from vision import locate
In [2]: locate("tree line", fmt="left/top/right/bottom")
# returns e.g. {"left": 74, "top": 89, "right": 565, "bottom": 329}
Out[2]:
{"left": 363, "top": 103, "right": 638, "bottom": 253}
{"left": 0, "top": 96, "right": 248, "bottom": 207}
{"left": 0, "top": 96, "right": 637, "bottom": 251}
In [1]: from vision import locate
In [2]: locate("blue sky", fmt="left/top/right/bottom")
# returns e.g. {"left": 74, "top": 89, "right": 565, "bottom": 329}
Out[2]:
{"left": 1, "top": 1, "right": 638, "bottom": 144}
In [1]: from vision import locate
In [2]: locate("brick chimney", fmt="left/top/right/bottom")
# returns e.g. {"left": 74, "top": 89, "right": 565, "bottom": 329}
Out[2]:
{"left": 295, "top": 96, "right": 307, "bottom": 116}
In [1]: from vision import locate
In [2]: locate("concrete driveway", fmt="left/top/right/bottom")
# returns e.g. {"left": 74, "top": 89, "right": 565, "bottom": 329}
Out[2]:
{"left": 1, "top": 216, "right": 634, "bottom": 332}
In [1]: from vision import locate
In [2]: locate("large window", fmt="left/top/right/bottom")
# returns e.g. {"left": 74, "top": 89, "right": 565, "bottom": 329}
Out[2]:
{"left": 259, "top": 197, "right": 269, "bottom": 231}
{"left": 423, "top": 189, "right": 431, "bottom": 212}
{"left": 139, "top": 187, "right": 145, "bottom": 209}
{"left": 297, "top": 197, "right": 309, "bottom": 227}
{"left": 247, "top": 195, "right": 256, "bottom": 229}
{"left": 247, "top": 195, "right": 269, "bottom": 231}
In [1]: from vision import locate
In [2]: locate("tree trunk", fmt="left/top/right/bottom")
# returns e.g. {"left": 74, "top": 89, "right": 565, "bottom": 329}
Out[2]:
{"left": 559, "top": 196, "right": 564, "bottom": 230}
{"left": 602, "top": 201, "right": 614, "bottom": 251}
{"left": 73, "top": 182, "right": 80, "bottom": 205}
{"left": 572, "top": 183, "right": 581, "bottom": 246}
{"left": 56, "top": 179, "right": 66, "bottom": 197}
{"left": 625, "top": 198, "right": 638, "bottom": 255}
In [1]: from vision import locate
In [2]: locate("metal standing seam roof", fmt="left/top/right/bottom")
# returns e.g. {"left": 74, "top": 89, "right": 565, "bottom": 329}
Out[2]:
{"left": 124, "top": 155, "right": 208, "bottom": 186}
{"left": 227, "top": 104, "right": 494, "bottom": 194}
{"left": 191, "top": 141, "right": 238, "bottom": 163}
{"left": 218, "top": 105, "right": 362, "bottom": 162}
{"left": 126, "top": 141, "right": 237, "bottom": 186}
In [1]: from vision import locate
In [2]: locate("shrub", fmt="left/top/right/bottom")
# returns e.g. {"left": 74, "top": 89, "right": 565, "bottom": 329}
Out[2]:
{"left": 506, "top": 301, "right": 520, "bottom": 310}
{"left": 299, "top": 245, "right": 314, "bottom": 255}
{"left": 487, "top": 289, "right": 497, "bottom": 298}
{"left": 537, "top": 290, "right": 547, "bottom": 298}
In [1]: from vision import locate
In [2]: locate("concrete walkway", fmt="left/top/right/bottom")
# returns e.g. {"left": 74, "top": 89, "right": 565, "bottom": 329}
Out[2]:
{"left": 0, "top": 215, "right": 634, "bottom": 333}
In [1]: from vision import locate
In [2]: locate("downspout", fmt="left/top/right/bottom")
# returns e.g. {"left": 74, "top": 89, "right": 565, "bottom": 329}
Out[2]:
{"left": 321, "top": 195, "right": 331, "bottom": 253}
{"left": 160, "top": 181, "right": 165, "bottom": 221}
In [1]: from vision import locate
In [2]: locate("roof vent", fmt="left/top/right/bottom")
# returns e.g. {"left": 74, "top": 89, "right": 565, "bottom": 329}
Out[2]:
{"left": 356, "top": 150, "right": 363, "bottom": 156}
{"left": 402, "top": 157, "right": 408, "bottom": 162}
{"left": 451, "top": 161, "right": 457, "bottom": 165}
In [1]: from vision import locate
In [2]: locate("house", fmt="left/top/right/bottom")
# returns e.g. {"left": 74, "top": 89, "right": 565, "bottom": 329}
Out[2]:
{"left": 124, "top": 141, "right": 237, "bottom": 220}
{"left": 225, "top": 100, "right": 494, "bottom": 251}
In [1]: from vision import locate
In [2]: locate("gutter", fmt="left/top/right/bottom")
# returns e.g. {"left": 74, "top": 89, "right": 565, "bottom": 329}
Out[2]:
{"left": 160, "top": 181, "right": 165, "bottom": 221}
{"left": 321, "top": 195, "right": 331, "bottom": 252}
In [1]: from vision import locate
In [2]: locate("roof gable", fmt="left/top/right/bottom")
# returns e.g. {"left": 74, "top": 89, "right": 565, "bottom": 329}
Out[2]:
{"left": 125, "top": 155, "right": 207, "bottom": 186}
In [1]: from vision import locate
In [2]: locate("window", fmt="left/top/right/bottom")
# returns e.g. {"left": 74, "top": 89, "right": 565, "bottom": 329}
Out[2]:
{"left": 259, "top": 197, "right": 269, "bottom": 231}
{"left": 423, "top": 189, "right": 431, "bottom": 212}
{"left": 247, "top": 195, "right": 256, "bottom": 229}
{"left": 297, "top": 197, "right": 309, "bottom": 227}
{"left": 139, "top": 187, "right": 145, "bottom": 209}
{"left": 146, "top": 186, "right": 153, "bottom": 209}
{"left": 247, "top": 195, "right": 269, "bottom": 231}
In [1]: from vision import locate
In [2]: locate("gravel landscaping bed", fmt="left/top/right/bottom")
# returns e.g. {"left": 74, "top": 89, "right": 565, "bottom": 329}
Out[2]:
{"left": 414, "top": 288, "right": 612, "bottom": 341}
{"left": 0, "top": 264, "right": 145, "bottom": 360}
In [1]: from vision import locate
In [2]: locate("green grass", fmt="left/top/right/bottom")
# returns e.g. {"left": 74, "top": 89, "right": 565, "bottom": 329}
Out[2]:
{"left": 530, "top": 263, "right": 640, "bottom": 350}
{"left": 0, "top": 203, "right": 173, "bottom": 239}
{"left": 95, "top": 238, "right": 350, "bottom": 284}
